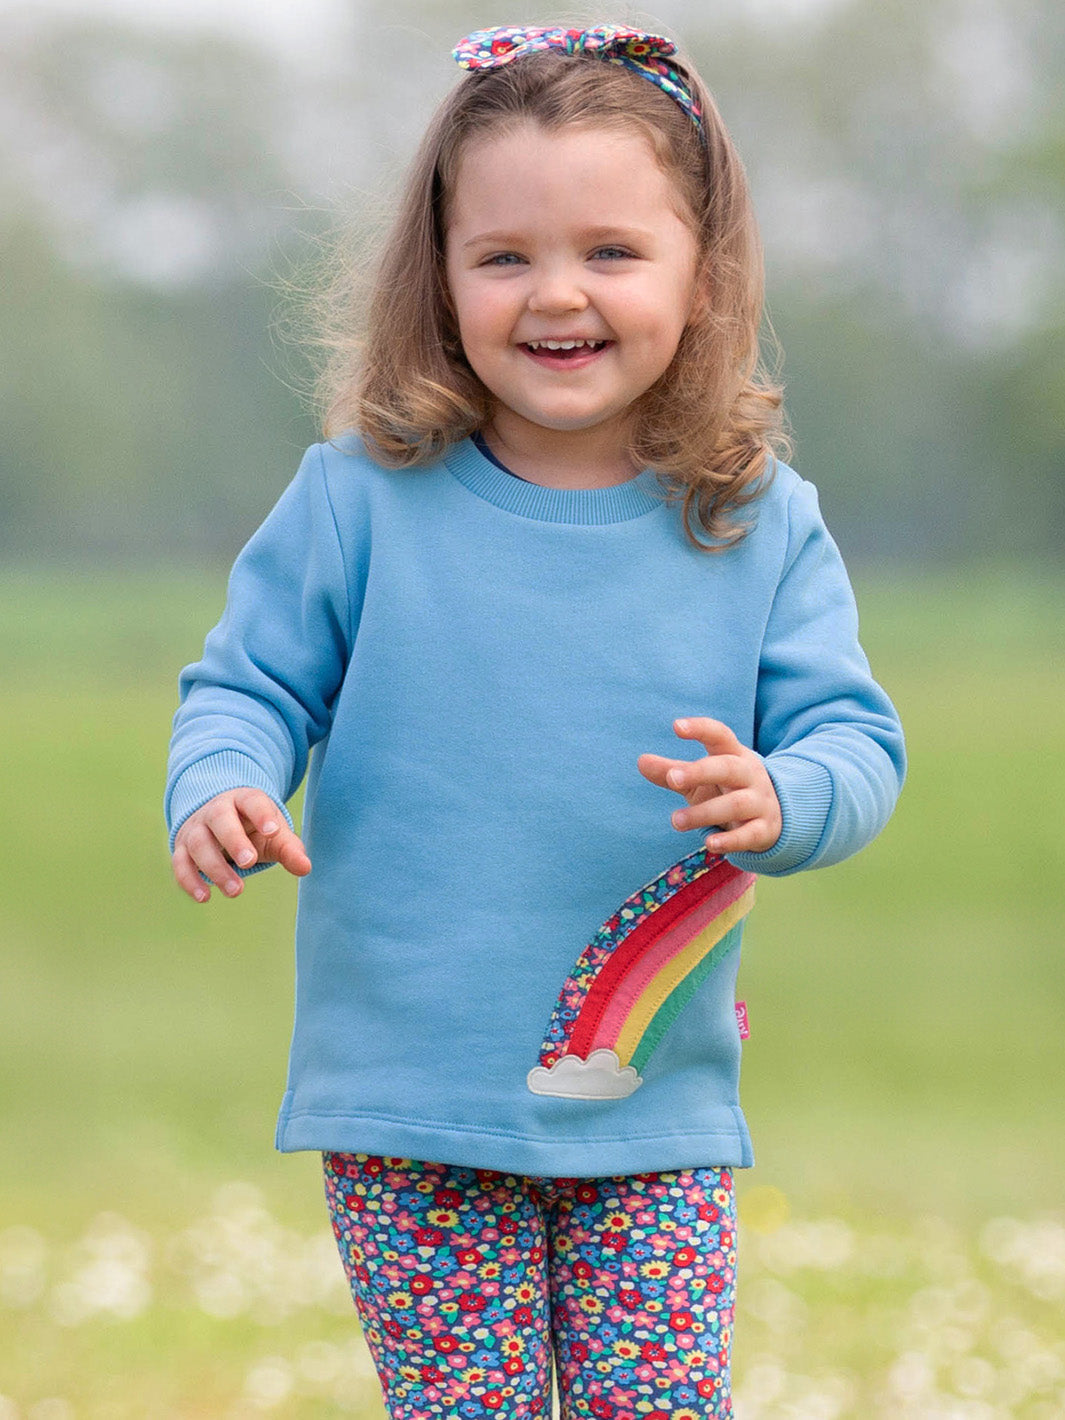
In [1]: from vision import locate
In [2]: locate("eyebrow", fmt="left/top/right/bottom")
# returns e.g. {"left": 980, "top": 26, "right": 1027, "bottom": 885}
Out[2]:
{"left": 460, "top": 225, "right": 653, "bottom": 250}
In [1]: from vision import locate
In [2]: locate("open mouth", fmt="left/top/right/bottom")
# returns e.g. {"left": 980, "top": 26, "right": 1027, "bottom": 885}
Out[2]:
{"left": 521, "top": 338, "right": 611, "bottom": 363}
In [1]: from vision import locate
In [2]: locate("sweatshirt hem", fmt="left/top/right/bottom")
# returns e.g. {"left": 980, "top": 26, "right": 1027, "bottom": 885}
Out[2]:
{"left": 274, "top": 1104, "right": 755, "bottom": 1174}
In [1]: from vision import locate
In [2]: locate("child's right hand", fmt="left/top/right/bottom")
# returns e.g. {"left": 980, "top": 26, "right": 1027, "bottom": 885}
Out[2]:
{"left": 171, "top": 789, "right": 311, "bottom": 903}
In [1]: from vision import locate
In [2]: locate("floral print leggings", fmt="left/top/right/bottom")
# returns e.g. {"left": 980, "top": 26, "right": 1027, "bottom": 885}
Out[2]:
{"left": 323, "top": 1152, "right": 736, "bottom": 1420}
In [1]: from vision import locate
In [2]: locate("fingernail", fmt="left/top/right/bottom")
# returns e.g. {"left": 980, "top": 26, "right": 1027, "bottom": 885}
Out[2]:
{"left": 236, "top": 849, "right": 255, "bottom": 866}
{"left": 194, "top": 889, "right": 208, "bottom": 902}
{"left": 667, "top": 769, "right": 685, "bottom": 788}
{"left": 262, "top": 820, "right": 279, "bottom": 834}
{"left": 675, "top": 719, "right": 690, "bottom": 732}
{"left": 225, "top": 881, "right": 241, "bottom": 896}
{"left": 672, "top": 810, "right": 686, "bottom": 829}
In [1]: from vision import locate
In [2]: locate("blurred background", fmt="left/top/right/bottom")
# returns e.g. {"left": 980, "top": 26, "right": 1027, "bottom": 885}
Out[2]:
{"left": 1, "top": 0, "right": 1062, "bottom": 1416}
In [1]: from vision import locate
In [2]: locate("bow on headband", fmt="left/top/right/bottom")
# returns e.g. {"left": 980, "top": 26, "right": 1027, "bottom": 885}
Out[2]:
{"left": 452, "top": 25, "right": 704, "bottom": 137}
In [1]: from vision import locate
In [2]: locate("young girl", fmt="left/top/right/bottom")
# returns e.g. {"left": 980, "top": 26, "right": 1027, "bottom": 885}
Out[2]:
{"left": 166, "top": 25, "right": 904, "bottom": 1420}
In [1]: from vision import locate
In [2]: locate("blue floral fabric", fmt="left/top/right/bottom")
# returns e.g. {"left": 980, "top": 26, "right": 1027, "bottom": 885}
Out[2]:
{"left": 323, "top": 1152, "right": 735, "bottom": 1419}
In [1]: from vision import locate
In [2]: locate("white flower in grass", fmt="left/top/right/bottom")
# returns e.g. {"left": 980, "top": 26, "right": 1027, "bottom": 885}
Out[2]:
{"left": 50, "top": 1214, "right": 151, "bottom": 1325}
{"left": 244, "top": 1357, "right": 294, "bottom": 1409}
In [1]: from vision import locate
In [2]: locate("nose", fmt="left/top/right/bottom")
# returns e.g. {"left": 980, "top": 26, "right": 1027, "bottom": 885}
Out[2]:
{"left": 526, "top": 261, "right": 589, "bottom": 316}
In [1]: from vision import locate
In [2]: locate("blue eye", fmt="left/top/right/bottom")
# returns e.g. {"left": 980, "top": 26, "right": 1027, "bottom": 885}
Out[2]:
{"left": 483, "top": 252, "right": 525, "bottom": 266}
{"left": 591, "top": 246, "right": 635, "bottom": 261}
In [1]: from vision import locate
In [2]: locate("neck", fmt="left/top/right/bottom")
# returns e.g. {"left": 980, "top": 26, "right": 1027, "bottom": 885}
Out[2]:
{"left": 484, "top": 413, "right": 640, "bottom": 490}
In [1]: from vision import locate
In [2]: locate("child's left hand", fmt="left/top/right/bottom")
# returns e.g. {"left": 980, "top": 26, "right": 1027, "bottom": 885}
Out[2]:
{"left": 637, "top": 717, "right": 783, "bottom": 856}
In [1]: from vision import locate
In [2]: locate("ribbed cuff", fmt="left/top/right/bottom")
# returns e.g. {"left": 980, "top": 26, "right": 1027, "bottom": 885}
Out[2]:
{"left": 726, "top": 753, "right": 833, "bottom": 877}
{"left": 166, "top": 750, "right": 294, "bottom": 878}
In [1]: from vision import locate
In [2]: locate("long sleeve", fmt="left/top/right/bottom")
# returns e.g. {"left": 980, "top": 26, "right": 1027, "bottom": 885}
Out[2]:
{"left": 726, "top": 476, "right": 905, "bottom": 877}
{"left": 164, "top": 444, "right": 353, "bottom": 872}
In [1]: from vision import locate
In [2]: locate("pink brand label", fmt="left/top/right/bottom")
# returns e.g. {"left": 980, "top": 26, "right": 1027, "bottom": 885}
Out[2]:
{"left": 735, "top": 1001, "right": 750, "bottom": 1039}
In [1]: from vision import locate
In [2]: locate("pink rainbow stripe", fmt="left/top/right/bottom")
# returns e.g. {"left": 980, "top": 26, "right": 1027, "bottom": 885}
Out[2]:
{"left": 587, "top": 867, "right": 754, "bottom": 1052}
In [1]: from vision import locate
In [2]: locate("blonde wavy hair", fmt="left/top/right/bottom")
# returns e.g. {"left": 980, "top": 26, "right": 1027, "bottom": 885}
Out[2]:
{"left": 313, "top": 41, "right": 790, "bottom": 548}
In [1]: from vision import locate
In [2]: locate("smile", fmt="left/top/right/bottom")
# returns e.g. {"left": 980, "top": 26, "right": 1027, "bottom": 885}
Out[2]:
{"left": 524, "top": 339, "right": 608, "bottom": 352}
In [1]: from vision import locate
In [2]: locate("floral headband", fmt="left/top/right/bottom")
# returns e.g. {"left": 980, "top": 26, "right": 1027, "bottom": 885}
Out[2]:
{"left": 452, "top": 25, "right": 704, "bottom": 139}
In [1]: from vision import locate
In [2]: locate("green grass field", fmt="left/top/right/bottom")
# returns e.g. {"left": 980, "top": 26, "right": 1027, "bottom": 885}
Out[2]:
{"left": 1, "top": 566, "right": 1063, "bottom": 1418}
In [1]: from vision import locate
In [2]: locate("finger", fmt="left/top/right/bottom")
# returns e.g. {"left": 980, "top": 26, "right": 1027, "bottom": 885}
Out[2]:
{"left": 704, "top": 820, "right": 779, "bottom": 855}
{"left": 671, "top": 790, "right": 756, "bottom": 831}
{"left": 181, "top": 821, "right": 245, "bottom": 897}
{"left": 265, "top": 828, "right": 312, "bottom": 877}
{"left": 673, "top": 717, "right": 744, "bottom": 754}
{"left": 637, "top": 752, "right": 686, "bottom": 787}
{"left": 665, "top": 754, "right": 751, "bottom": 795}
{"left": 232, "top": 787, "right": 286, "bottom": 839}
{"left": 172, "top": 841, "right": 211, "bottom": 903}
{"left": 202, "top": 798, "right": 263, "bottom": 871}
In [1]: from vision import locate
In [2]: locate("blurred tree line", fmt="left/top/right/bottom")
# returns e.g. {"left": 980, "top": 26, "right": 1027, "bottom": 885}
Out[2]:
{"left": 0, "top": 0, "right": 1061, "bottom": 565}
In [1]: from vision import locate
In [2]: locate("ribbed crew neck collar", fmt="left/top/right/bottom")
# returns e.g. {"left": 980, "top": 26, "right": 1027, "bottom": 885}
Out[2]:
{"left": 444, "top": 438, "right": 666, "bottom": 525}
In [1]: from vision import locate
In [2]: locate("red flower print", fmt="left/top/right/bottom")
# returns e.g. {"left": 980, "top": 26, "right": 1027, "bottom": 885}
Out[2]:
{"left": 411, "top": 1276, "right": 433, "bottom": 1295}
{"left": 458, "top": 1292, "right": 487, "bottom": 1312}
{"left": 415, "top": 1228, "right": 445, "bottom": 1246}
{"left": 504, "top": 1358, "right": 524, "bottom": 1376}
{"left": 697, "top": 1378, "right": 720, "bottom": 1398}
{"left": 490, "top": 37, "right": 515, "bottom": 54}
{"left": 640, "top": 1342, "right": 668, "bottom": 1362}
{"left": 514, "top": 1306, "right": 534, "bottom": 1326}
{"left": 529, "top": 1246, "right": 544, "bottom": 1264}
{"left": 674, "top": 1247, "right": 696, "bottom": 1265}
{"left": 707, "top": 1274, "right": 726, "bottom": 1294}
{"left": 433, "top": 1336, "right": 459, "bottom": 1354}
{"left": 576, "top": 1185, "right": 598, "bottom": 1203}
{"left": 602, "top": 1233, "right": 625, "bottom": 1252}
{"left": 434, "top": 1188, "right": 463, "bottom": 1208}
{"left": 591, "top": 1401, "right": 613, "bottom": 1418}
{"left": 484, "top": 1392, "right": 504, "bottom": 1410}
{"left": 574, "top": 1260, "right": 593, "bottom": 1280}
{"left": 571, "top": 1342, "right": 589, "bottom": 1363}
{"left": 669, "top": 1311, "right": 694, "bottom": 1331}
{"left": 363, "top": 1157, "right": 383, "bottom": 1176}
{"left": 619, "top": 1289, "right": 642, "bottom": 1310}
{"left": 383, "top": 1319, "right": 404, "bottom": 1338}
{"left": 699, "top": 1205, "right": 720, "bottom": 1223}
{"left": 456, "top": 1248, "right": 482, "bottom": 1266}
{"left": 421, "top": 1366, "right": 446, "bottom": 1383}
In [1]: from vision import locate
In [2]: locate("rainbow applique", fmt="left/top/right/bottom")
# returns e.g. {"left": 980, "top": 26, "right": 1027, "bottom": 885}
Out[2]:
{"left": 527, "top": 848, "right": 755, "bottom": 1099}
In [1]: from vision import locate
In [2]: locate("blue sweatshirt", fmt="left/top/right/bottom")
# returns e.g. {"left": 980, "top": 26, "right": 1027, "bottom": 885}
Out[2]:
{"left": 165, "top": 435, "right": 905, "bottom": 1175}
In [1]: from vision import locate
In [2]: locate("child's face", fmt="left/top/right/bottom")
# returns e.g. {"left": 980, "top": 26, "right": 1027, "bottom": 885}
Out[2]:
{"left": 444, "top": 122, "right": 701, "bottom": 461}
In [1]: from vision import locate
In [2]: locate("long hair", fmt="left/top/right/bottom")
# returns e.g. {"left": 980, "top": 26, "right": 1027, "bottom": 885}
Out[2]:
{"left": 313, "top": 44, "right": 790, "bottom": 548}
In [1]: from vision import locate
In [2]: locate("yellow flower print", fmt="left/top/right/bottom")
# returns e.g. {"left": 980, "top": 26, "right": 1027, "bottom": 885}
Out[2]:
{"left": 579, "top": 1294, "right": 604, "bottom": 1316}
{"left": 466, "top": 1368, "right": 486, "bottom": 1385}
{"left": 604, "top": 1210, "right": 631, "bottom": 1230}
{"left": 399, "top": 1366, "right": 420, "bottom": 1382}
{"left": 479, "top": 1262, "right": 502, "bottom": 1279}
{"left": 415, "top": 1179, "right": 434, "bottom": 1193}
{"left": 382, "top": 1249, "right": 400, "bottom": 1262}
{"left": 502, "top": 1336, "right": 524, "bottom": 1357}
{"left": 428, "top": 1208, "right": 459, "bottom": 1228}
{"left": 613, "top": 1340, "right": 641, "bottom": 1360}
{"left": 712, "top": 1188, "right": 730, "bottom": 1207}
{"left": 595, "top": 1359, "right": 613, "bottom": 1375}
{"left": 639, "top": 1260, "right": 669, "bottom": 1279}
{"left": 515, "top": 1282, "right": 537, "bottom": 1304}
{"left": 387, "top": 1290, "right": 413, "bottom": 1310}
{"left": 673, "top": 1409, "right": 700, "bottom": 1420}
